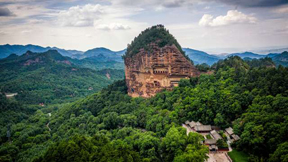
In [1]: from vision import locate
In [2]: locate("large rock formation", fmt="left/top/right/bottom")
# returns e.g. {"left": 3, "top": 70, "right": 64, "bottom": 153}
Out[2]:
{"left": 124, "top": 25, "right": 200, "bottom": 98}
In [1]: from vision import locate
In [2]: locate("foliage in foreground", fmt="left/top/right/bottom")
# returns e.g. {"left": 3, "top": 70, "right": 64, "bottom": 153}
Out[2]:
{"left": 0, "top": 56, "right": 288, "bottom": 161}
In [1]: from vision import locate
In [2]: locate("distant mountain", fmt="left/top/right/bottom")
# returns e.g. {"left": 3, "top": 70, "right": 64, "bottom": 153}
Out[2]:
{"left": 70, "top": 48, "right": 126, "bottom": 70}
{"left": 253, "top": 48, "right": 288, "bottom": 54}
{"left": 266, "top": 53, "right": 280, "bottom": 58}
{"left": 0, "top": 50, "right": 70, "bottom": 70}
{"left": 225, "top": 51, "right": 288, "bottom": 67}
{"left": 0, "top": 44, "right": 47, "bottom": 58}
{"left": 272, "top": 51, "right": 288, "bottom": 67}
{"left": 227, "top": 52, "right": 266, "bottom": 59}
{"left": 0, "top": 50, "right": 124, "bottom": 104}
{"left": 0, "top": 44, "right": 127, "bottom": 70}
{"left": 84, "top": 47, "right": 116, "bottom": 57}
{"left": 71, "top": 55, "right": 124, "bottom": 70}
{"left": 0, "top": 44, "right": 83, "bottom": 59}
{"left": 49, "top": 47, "right": 84, "bottom": 58}
{"left": 183, "top": 48, "right": 220, "bottom": 65}
{"left": 82, "top": 47, "right": 125, "bottom": 62}
{"left": 3, "top": 44, "right": 286, "bottom": 68}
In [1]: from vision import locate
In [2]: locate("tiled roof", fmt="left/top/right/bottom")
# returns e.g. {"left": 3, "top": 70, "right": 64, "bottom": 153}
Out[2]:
{"left": 210, "top": 130, "right": 222, "bottom": 140}
{"left": 195, "top": 125, "right": 212, "bottom": 131}
{"left": 225, "top": 127, "right": 234, "bottom": 135}
{"left": 205, "top": 139, "right": 217, "bottom": 145}
{"left": 232, "top": 134, "right": 240, "bottom": 141}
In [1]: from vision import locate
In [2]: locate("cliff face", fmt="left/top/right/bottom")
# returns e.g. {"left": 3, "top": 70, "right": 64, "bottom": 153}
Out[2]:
{"left": 125, "top": 43, "right": 200, "bottom": 98}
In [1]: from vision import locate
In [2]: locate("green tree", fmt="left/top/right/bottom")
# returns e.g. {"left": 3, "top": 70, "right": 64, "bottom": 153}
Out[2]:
{"left": 269, "top": 142, "right": 288, "bottom": 162}
{"left": 160, "top": 126, "right": 186, "bottom": 161}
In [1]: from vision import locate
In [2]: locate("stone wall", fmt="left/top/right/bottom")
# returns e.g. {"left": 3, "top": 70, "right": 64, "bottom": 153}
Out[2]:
{"left": 125, "top": 44, "right": 200, "bottom": 98}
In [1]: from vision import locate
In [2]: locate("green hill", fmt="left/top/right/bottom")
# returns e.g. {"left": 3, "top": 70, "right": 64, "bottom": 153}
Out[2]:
{"left": 0, "top": 50, "right": 124, "bottom": 104}
{"left": 124, "top": 25, "right": 190, "bottom": 61}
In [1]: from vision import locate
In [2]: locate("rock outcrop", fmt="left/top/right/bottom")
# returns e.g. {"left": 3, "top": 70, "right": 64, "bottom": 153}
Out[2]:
{"left": 125, "top": 43, "right": 200, "bottom": 98}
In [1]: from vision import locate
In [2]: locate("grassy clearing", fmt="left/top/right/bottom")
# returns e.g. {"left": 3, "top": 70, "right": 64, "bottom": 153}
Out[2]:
{"left": 228, "top": 150, "right": 249, "bottom": 162}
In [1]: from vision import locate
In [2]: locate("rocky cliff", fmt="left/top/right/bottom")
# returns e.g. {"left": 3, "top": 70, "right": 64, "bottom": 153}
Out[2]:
{"left": 124, "top": 25, "right": 200, "bottom": 97}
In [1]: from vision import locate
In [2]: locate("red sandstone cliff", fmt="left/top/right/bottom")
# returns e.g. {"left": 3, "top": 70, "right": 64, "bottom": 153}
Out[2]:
{"left": 125, "top": 43, "right": 200, "bottom": 98}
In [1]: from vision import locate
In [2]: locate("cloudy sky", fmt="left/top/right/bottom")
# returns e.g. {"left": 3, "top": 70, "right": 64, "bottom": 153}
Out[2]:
{"left": 0, "top": 0, "right": 287, "bottom": 53}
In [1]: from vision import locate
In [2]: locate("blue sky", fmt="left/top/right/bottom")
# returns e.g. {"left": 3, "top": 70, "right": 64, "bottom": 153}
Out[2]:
{"left": 0, "top": 0, "right": 287, "bottom": 54}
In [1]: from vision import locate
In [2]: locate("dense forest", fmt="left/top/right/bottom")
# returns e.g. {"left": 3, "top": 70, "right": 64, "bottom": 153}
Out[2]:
{"left": 0, "top": 50, "right": 124, "bottom": 104}
{"left": 1, "top": 56, "right": 287, "bottom": 161}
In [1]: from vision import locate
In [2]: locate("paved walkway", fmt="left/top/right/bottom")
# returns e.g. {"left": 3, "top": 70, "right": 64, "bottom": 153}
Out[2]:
{"left": 225, "top": 132, "right": 233, "bottom": 151}
{"left": 207, "top": 153, "right": 230, "bottom": 162}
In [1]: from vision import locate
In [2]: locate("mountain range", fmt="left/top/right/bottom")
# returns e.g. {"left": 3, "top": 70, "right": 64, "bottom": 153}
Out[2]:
{"left": 0, "top": 44, "right": 287, "bottom": 67}
{"left": 0, "top": 44, "right": 126, "bottom": 60}
{"left": 0, "top": 44, "right": 84, "bottom": 58}
{"left": 182, "top": 48, "right": 220, "bottom": 65}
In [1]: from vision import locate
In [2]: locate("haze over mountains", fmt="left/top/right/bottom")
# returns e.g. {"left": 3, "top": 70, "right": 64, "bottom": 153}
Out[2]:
{"left": 1, "top": 44, "right": 288, "bottom": 67}
{"left": 0, "top": 44, "right": 125, "bottom": 60}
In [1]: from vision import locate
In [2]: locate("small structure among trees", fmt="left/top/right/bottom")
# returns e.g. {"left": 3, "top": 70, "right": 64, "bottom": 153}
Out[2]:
{"left": 225, "top": 127, "right": 240, "bottom": 142}
{"left": 5, "top": 93, "right": 18, "bottom": 98}
{"left": 210, "top": 130, "right": 222, "bottom": 141}
{"left": 183, "top": 121, "right": 234, "bottom": 152}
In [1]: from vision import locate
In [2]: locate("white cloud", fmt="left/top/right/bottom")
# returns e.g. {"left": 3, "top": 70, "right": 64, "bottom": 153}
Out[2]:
{"left": 110, "top": 0, "right": 196, "bottom": 10}
{"left": 0, "top": 0, "right": 287, "bottom": 53}
{"left": 8, "top": 4, "right": 54, "bottom": 19}
{"left": 0, "top": 30, "right": 8, "bottom": 35}
{"left": 199, "top": 10, "right": 257, "bottom": 27}
{"left": 95, "top": 23, "right": 131, "bottom": 30}
{"left": 28, "top": 19, "right": 45, "bottom": 24}
{"left": 275, "top": 25, "right": 288, "bottom": 34}
{"left": 21, "top": 30, "right": 32, "bottom": 34}
{"left": 58, "top": 4, "right": 104, "bottom": 27}
{"left": 57, "top": 4, "right": 135, "bottom": 30}
{"left": 273, "top": 5, "right": 288, "bottom": 13}
{"left": 119, "top": 0, "right": 193, "bottom": 7}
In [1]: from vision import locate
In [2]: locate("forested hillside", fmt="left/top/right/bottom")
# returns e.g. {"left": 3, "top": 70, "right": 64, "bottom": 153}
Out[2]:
{"left": 1, "top": 56, "right": 287, "bottom": 162}
{"left": 0, "top": 50, "right": 124, "bottom": 104}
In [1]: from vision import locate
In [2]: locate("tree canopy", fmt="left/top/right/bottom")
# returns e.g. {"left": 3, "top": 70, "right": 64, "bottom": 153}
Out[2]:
{"left": 124, "top": 25, "right": 189, "bottom": 61}
{"left": 0, "top": 56, "right": 288, "bottom": 161}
